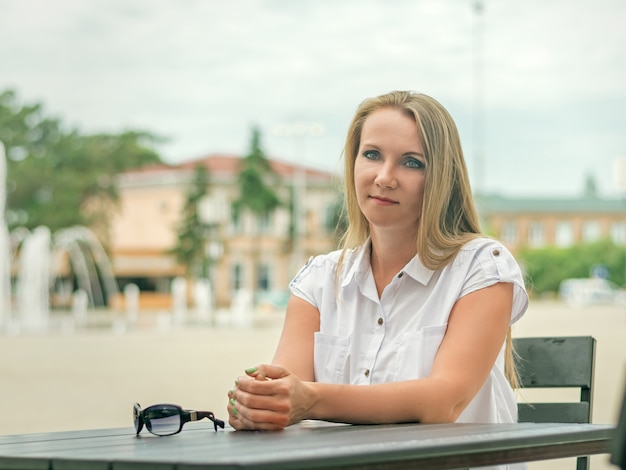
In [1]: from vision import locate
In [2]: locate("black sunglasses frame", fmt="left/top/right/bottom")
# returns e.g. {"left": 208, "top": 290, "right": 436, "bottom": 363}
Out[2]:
{"left": 133, "top": 403, "right": 225, "bottom": 436}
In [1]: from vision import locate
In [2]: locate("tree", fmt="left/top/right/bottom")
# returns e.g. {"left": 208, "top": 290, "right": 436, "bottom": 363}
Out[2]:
{"left": 584, "top": 173, "right": 598, "bottom": 198}
{"left": 518, "top": 239, "right": 626, "bottom": 295}
{"left": 0, "top": 89, "right": 163, "bottom": 240}
{"left": 169, "top": 164, "right": 211, "bottom": 278}
{"left": 326, "top": 194, "right": 348, "bottom": 247}
{"left": 232, "top": 127, "right": 282, "bottom": 295}
{"left": 233, "top": 127, "right": 281, "bottom": 217}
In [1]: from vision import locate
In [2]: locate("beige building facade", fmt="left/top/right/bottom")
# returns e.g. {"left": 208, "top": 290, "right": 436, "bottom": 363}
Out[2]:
{"left": 109, "top": 154, "right": 339, "bottom": 308}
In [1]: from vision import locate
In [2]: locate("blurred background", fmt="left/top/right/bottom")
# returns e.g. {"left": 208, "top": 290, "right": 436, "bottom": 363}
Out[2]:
{"left": 0, "top": 1, "right": 625, "bottom": 468}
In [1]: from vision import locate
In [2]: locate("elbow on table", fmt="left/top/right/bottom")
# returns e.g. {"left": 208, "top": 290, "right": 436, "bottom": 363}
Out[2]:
{"left": 417, "top": 406, "right": 462, "bottom": 424}
{"left": 415, "top": 377, "right": 474, "bottom": 424}
{"left": 411, "top": 386, "right": 469, "bottom": 424}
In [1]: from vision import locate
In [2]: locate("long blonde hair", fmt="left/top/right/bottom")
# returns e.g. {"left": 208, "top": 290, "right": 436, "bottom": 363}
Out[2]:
{"left": 337, "top": 91, "right": 518, "bottom": 387}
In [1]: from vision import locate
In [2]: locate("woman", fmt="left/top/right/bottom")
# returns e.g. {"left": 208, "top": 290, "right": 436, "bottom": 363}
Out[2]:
{"left": 228, "top": 90, "right": 528, "bottom": 430}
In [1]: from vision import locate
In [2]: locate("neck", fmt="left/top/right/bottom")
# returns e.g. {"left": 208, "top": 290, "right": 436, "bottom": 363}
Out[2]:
{"left": 369, "top": 230, "right": 417, "bottom": 297}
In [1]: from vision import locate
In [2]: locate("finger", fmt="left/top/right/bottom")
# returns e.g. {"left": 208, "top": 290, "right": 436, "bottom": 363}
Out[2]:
{"left": 235, "top": 375, "right": 277, "bottom": 396}
{"left": 235, "top": 388, "right": 290, "bottom": 413}
{"left": 244, "top": 366, "right": 268, "bottom": 382}
{"left": 228, "top": 399, "right": 240, "bottom": 428}
{"left": 232, "top": 402, "right": 289, "bottom": 431}
{"left": 235, "top": 376, "right": 292, "bottom": 399}
{"left": 230, "top": 411, "right": 280, "bottom": 431}
{"left": 228, "top": 398, "right": 251, "bottom": 430}
{"left": 229, "top": 396, "right": 273, "bottom": 431}
{"left": 255, "top": 364, "right": 291, "bottom": 380}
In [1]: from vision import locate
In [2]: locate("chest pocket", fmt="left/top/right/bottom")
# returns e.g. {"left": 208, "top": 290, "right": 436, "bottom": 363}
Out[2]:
{"left": 314, "top": 332, "right": 350, "bottom": 383}
{"left": 392, "top": 324, "right": 447, "bottom": 381}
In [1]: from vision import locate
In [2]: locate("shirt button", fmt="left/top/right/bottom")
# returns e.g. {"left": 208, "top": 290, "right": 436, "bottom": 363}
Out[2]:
{"left": 493, "top": 249, "right": 501, "bottom": 256}
{"left": 377, "top": 317, "right": 383, "bottom": 326}
{"left": 398, "top": 272, "right": 404, "bottom": 278}
{"left": 364, "top": 369, "right": 370, "bottom": 377}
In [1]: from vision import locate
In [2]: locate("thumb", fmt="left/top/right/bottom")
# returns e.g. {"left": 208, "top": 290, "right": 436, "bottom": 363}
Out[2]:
{"left": 246, "top": 364, "right": 290, "bottom": 381}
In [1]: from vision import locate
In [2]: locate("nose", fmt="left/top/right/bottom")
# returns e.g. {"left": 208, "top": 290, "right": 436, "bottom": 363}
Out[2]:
{"left": 375, "top": 162, "right": 398, "bottom": 189}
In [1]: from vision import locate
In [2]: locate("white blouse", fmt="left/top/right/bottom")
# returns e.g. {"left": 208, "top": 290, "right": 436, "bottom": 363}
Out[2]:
{"left": 289, "top": 237, "right": 529, "bottom": 424}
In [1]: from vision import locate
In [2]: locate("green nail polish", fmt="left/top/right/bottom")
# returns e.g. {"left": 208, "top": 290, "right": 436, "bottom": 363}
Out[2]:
{"left": 232, "top": 407, "right": 238, "bottom": 416}
{"left": 230, "top": 398, "right": 236, "bottom": 406}
{"left": 235, "top": 379, "right": 238, "bottom": 386}
{"left": 245, "top": 366, "right": 258, "bottom": 374}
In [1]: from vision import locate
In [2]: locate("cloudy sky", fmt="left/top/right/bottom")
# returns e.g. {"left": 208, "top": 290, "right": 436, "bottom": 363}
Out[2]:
{"left": 1, "top": 0, "right": 625, "bottom": 197}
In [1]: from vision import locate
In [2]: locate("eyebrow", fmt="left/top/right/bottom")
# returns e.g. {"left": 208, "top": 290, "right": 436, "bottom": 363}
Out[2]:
{"left": 404, "top": 151, "right": 426, "bottom": 159}
{"left": 360, "top": 143, "right": 425, "bottom": 158}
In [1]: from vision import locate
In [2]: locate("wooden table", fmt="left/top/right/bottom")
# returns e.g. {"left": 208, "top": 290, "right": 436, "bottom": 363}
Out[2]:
{"left": 0, "top": 421, "right": 615, "bottom": 469}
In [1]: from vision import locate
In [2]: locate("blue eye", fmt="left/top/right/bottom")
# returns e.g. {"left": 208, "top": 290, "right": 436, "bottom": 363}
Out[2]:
{"left": 362, "top": 150, "right": 380, "bottom": 160}
{"left": 404, "top": 157, "right": 425, "bottom": 169}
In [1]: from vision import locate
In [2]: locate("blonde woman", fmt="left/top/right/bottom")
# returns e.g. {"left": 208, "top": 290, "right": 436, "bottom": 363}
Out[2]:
{"left": 228, "top": 90, "right": 528, "bottom": 430}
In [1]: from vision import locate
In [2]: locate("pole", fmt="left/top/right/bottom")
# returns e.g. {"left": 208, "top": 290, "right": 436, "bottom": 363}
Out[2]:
{"left": 473, "top": 0, "right": 486, "bottom": 194}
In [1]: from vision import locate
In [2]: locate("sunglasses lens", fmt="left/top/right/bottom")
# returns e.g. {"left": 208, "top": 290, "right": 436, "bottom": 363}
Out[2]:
{"left": 144, "top": 405, "right": 181, "bottom": 436}
{"left": 133, "top": 403, "right": 142, "bottom": 434}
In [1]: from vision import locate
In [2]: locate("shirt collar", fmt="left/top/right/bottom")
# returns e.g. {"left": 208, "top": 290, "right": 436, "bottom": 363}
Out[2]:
{"left": 402, "top": 252, "right": 436, "bottom": 285}
{"left": 340, "top": 239, "right": 435, "bottom": 288}
{"left": 340, "top": 242, "right": 370, "bottom": 288}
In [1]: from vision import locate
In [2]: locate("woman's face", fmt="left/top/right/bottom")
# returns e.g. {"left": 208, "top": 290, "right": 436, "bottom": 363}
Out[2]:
{"left": 354, "top": 107, "right": 426, "bottom": 237}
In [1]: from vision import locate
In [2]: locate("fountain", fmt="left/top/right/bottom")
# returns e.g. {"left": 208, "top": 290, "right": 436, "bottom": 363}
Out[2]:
{"left": 1, "top": 141, "right": 123, "bottom": 331}
{"left": 52, "top": 226, "right": 119, "bottom": 309}
{"left": 16, "top": 226, "right": 51, "bottom": 330}
{"left": 1, "top": 142, "right": 224, "bottom": 333}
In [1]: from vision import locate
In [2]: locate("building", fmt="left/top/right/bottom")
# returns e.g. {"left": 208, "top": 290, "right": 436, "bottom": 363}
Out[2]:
{"left": 476, "top": 193, "right": 626, "bottom": 252}
{"left": 109, "top": 154, "right": 340, "bottom": 308}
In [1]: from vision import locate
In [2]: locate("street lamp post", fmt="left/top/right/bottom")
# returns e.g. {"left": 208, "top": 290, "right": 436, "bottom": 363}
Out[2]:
{"left": 615, "top": 157, "right": 626, "bottom": 286}
{"left": 473, "top": 0, "right": 486, "bottom": 194}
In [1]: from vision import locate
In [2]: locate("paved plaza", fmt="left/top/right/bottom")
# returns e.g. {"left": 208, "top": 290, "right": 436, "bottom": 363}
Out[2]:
{"left": 1, "top": 300, "right": 624, "bottom": 469}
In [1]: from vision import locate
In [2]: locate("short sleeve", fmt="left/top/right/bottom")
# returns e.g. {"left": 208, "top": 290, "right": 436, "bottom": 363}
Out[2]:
{"left": 289, "top": 256, "right": 317, "bottom": 306}
{"left": 288, "top": 252, "right": 341, "bottom": 308}
{"left": 460, "top": 240, "right": 529, "bottom": 325}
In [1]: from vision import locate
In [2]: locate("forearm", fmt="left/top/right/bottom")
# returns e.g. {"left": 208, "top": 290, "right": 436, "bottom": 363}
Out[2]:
{"left": 306, "top": 378, "right": 466, "bottom": 424}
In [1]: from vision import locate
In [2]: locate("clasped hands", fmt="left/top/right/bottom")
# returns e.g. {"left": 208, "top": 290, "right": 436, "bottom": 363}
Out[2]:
{"left": 228, "top": 364, "right": 316, "bottom": 430}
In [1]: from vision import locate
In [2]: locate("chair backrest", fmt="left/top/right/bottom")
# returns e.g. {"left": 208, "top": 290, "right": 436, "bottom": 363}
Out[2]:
{"left": 611, "top": 374, "right": 626, "bottom": 469}
{"left": 513, "top": 336, "right": 596, "bottom": 424}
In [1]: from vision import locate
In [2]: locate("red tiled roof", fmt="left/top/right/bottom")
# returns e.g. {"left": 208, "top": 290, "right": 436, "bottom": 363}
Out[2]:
{"left": 126, "top": 153, "right": 335, "bottom": 180}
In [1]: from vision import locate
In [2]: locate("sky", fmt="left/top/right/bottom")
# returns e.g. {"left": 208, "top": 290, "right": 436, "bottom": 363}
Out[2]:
{"left": 1, "top": 0, "right": 625, "bottom": 198}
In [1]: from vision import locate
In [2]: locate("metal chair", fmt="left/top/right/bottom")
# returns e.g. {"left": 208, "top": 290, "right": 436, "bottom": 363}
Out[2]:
{"left": 611, "top": 374, "right": 626, "bottom": 469}
{"left": 514, "top": 336, "right": 596, "bottom": 470}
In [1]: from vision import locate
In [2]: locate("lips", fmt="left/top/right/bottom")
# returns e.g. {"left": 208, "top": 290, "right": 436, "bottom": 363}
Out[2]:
{"left": 370, "top": 195, "right": 398, "bottom": 205}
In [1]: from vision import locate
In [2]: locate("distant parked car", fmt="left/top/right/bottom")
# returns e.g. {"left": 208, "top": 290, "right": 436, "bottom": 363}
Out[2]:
{"left": 559, "top": 278, "right": 626, "bottom": 306}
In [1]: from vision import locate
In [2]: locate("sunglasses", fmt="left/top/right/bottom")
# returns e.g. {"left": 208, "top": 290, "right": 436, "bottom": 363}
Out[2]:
{"left": 133, "top": 403, "right": 225, "bottom": 436}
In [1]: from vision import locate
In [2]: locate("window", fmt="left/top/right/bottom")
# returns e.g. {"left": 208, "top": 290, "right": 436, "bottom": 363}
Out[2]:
{"left": 257, "top": 263, "right": 271, "bottom": 291}
{"left": 582, "top": 221, "right": 601, "bottom": 243}
{"left": 610, "top": 221, "right": 626, "bottom": 245}
{"left": 230, "top": 207, "right": 242, "bottom": 234}
{"left": 232, "top": 263, "right": 243, "bottom": 291}
{"left": 258, "top": 212, "right": 272, "bottom": 234}
{"left": 555, "top": 221, "right": 574, "bottom": 247}
{"left": 501, "top": 221, "right": 518, "bottom": 245}
{"left": 528, "top": 222, "right": 545, "bottom": 247}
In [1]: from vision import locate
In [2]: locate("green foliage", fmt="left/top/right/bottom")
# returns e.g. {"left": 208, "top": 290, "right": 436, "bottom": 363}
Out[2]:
{"left": 517, "top": 239, "right": 626, "bottom": 295}
{"left": 169, "top": 164, "right": 211, "bottom": 278}
{"left": 326, "top": 194, "right": 348, "bottom": 246}
{"left": 233, "top": 127, "right": 281, "bottom": 217}
{"left": 1, "top": 89, "right": 163, "bottom": 234}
